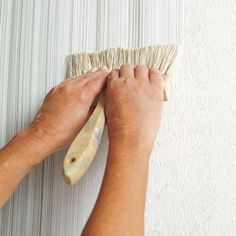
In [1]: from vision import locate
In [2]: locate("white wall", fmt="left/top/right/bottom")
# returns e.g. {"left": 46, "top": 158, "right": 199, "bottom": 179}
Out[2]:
{"left": 0, "top": 0, "right": 236, "bottom": 235}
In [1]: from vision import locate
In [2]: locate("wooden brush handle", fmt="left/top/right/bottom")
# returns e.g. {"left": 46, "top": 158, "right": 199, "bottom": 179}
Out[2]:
{"left": 63, "top": 92, "right": 105, "bottom": 185}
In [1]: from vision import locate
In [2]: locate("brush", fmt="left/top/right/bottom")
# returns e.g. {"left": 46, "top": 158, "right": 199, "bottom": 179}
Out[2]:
{"left": 63, "top": 45, "right": 179, "bottom": 185}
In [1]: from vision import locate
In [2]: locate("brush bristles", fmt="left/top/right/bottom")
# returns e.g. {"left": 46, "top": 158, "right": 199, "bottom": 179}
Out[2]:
{"left": 66, "top": 45, "right": 178, "bottom": 78}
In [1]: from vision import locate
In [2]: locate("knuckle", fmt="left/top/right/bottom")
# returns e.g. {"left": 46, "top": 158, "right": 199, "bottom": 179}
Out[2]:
{"left": 123, "top": 77, "right": 132, "bottom": 85}
{"left": 58, "top": 84, "right": 71, "bottom": 93}
{"left": 44, "top": 85, "right": 60, "bottom": 101}
{"left": 49, "top": 85, "right": 58, "bottom": 93}
{"left": 48, "top": 85, "right": 61, "bottom": 95}
{"left": 108, "top": 81, "right": 120, "bottom": 95}
{"left": 108, "top": 82, "right": 116, "bottom": 92}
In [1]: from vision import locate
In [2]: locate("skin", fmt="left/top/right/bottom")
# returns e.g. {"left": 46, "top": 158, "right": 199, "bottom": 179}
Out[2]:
{"left": 82, "top": 64, "right": 163, "bottom": 236}
{"left": 0, "top": 64, "right": 163, "bottom": 236}
{"left": 0, "top": 66, "right": 109, "bottom": 207}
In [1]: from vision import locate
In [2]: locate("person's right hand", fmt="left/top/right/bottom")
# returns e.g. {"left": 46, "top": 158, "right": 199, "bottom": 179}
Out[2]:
{"left": 23, "top": 66, "right": 109, "bottom": 163}
{"left": 105, "top": 64, "right": 164, "bottom": 154}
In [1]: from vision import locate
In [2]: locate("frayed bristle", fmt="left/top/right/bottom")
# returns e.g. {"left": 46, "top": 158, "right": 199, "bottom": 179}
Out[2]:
{"left": 66, "top": 45, "right": 178, "bottom": 78}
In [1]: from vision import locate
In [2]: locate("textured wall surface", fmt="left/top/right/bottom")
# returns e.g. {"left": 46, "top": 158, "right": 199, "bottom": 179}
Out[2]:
{"left": 0, "top": 0, "right": 236, "bottom": 235}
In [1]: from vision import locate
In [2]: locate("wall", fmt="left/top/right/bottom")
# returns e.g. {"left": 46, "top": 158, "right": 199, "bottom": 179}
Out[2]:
{"left": 0, "top": 0, "right": 236, "bottom": 235}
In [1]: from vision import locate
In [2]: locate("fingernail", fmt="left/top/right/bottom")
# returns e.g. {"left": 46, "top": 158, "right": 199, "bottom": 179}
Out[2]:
{"left": 150, "top": 67, "right": 158, "bottom": 71}
{"left": 150, "top": 67, "right": 161, "bottom": 74}
{"left": 100, "top": 65, "right": 108, "bottom": 72}
{"left": 91, "top": 67, "right": 97, "bottom": 72}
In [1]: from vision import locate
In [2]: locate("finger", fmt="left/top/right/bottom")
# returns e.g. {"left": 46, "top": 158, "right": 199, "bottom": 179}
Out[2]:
{"left": 73, "top": 66, "right": 108, "bottom": 88}
{"left": 149, "top": 68, "right": 163, "bottom": 89}
{"left": 94, "top": 65, "right": 109, "bottom": 76}
{"left": 72, "top": 68, "right": 98, "bottom": 85}
{"left": 69, "top": 68, "right": 97, "bottom": 81}
{"left": 119, "top": 63, "right": 134, "bottom": 79}
{"left": 66, "top": 67, "right": 98, "bottom": 84}
{"left": 86, "top": 66, "right": 109, "bottom": 85}
{"left": 84, "top": 67, "right": 109, "bottom": 99}
{"left": 63, "top": 75, "right": 81, "bottom": 83}
{"left": 134, "top": 64, "right": 149, "bottom": 80}
{"left": 87, "top": 67, "right": 97, "bottom": 73}
{"left": 108, "top": 69, "right": 119, "bottom": 83}
{"left": 69, "top": 75, "right": 80, "bottom": 80}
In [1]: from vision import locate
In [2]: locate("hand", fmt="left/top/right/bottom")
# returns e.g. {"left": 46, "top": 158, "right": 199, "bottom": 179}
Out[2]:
{"left": 106, "top": 64, "right": 164, "bottom": 153}
{"left": 83, "top": 64, "right": 164, "bottom": 234}
{"left": 0, "top": 67, "right": 110, "bottom": 208}
{"left": 24, "top": 66, "right": 109, "bottom": 157}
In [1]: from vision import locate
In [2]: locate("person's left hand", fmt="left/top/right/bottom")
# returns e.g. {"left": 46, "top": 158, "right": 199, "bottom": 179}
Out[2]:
{"left": 24, "top": 66, "right": 109, "bottom": 157}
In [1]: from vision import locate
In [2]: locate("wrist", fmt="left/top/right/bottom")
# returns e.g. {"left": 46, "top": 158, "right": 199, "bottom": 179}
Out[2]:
{"left": 4, "top": 128, "right": 51, "bottom": 168}
{"left": 108, "top": 134, "right": 153, "bottom": 163}
{"left": 109, "top": 130, "right": 154, "bottom": 151}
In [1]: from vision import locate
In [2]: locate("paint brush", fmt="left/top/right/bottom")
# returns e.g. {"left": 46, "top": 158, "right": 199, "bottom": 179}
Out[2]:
{"left": 63, "top": 45, "right": 179, "bottom": 185}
